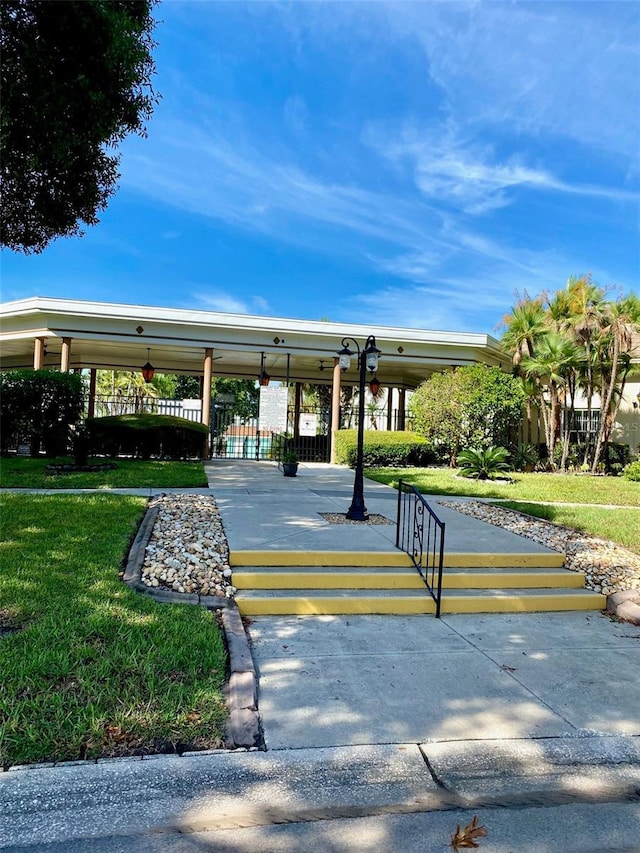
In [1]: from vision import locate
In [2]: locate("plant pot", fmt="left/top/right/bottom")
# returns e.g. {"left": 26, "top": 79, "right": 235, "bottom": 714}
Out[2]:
{"left": 282, "top": 462, "right": 298, "bottom": 477}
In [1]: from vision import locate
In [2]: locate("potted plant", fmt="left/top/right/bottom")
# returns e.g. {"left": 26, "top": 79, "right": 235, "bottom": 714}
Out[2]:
{"left": 281, "top": 450, "right": 299, "bottom": 477}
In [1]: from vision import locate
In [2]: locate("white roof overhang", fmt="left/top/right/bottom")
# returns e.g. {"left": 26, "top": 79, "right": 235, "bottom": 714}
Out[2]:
{"left": 0, "top": 297, "right": 507, "bottom": 389}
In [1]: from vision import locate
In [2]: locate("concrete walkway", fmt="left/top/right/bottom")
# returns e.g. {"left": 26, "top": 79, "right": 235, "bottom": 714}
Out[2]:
{"left": 2, "top": 460, "right": 639, "bottom": 851}
{"left": 204, "top": 459, "right": 560, "bottom": 557}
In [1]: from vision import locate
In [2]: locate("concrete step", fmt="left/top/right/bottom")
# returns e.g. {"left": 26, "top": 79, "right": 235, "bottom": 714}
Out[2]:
{"left": 236, "top": 588, "right": 437, "bottom": 616}
{"left": 235, "top": 587, "right": 605, "bottom": 616}
{"left": 233, "top": 566, "right": 584, "bottom": 591}
{"left": 440, "top": 588, "right": 606, "bottom": 614}
{"left": 230, "top": 550, "right": 565, "bottom": 569}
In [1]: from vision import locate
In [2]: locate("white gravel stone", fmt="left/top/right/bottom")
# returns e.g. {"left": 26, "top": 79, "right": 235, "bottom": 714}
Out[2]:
{"left": 141, "top": 494, "right": 234, "bottom": 598}
{"left": 440, "top": 500, "right": 640, "bottom": 594}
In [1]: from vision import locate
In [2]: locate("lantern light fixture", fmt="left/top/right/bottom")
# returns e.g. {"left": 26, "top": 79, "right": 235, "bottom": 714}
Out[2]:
{"left": 338, "top": 343, "right": 353, "bottom": 372}
{"left": 141, "top": 348, "right": 155, "bottom": 382}
{"left": 259, "top": 352, "right": 271, "bottom": 387}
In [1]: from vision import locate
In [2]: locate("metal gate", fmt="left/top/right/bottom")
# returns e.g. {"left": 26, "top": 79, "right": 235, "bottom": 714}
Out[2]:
{"left": 210, "top": 402, "right": 331, "bottom": 462}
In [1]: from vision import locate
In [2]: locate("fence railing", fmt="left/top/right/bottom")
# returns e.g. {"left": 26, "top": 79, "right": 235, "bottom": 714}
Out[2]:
{"left": 396, "top": 479, "right": 446, "bottom": 617}
{"left": 90, "top": 396, "right": 203, "bottom": 422}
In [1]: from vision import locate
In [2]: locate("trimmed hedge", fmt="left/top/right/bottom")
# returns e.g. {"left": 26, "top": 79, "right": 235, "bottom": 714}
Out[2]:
{"left": 86, "top": 414, "right": 209, "bottom": 459}
{"left": 0, "top": 369, "right": 83, "bottom": 456}
{"left": 335, "top": 430, "right": 433, "bottom": 468}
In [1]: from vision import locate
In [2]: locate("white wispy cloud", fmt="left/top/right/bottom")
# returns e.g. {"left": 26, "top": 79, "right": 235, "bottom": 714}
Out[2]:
{"left": 370, "top": 126, "right": 638, "bottom": 215}
{"left": 373, "top": 1, "right": 640, "bottom": 164}
{"left": 192, "top": 290, "right": 271, "bottom": 315}
{"left": 120, "top": 119, "right": 445, "bottom": 254}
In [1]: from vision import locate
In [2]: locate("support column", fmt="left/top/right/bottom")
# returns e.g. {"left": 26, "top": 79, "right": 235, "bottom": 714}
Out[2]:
{"left": 201, "top": 348, "right": 213, "bottom": 459}
{"left": 87, "top": 369, "right": 97, "bottom": 419}
{"left": 398, "top": 388, "right": 406, "bottom": 431}
{"left": 60, "top": 337, "right": 71, "bottom": 372}
{"left": 330, "top": 357, "right": 341, "bottom": 464}
{"left": 293, "top": 382, "right": 302, "bottom": 439}
{"left": 33, "top": 337, "right": 45, "bottom": 370}
{"left": 386, "top": 387, "right": 393, "bottom": 431}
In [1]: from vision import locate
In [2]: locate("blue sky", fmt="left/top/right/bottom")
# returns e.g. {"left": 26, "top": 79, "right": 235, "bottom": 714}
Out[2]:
{"left": 2, "top": 1, "right": 639, "bottom": 334}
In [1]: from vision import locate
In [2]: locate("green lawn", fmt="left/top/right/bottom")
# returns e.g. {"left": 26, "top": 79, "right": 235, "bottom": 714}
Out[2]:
{"left": 0, "top": 494, "right": 227, "bottom": 769}
{"left": 497, "top": 501, "right": 640, "bottom": 555}
{"left": 366, "top": 467, "right": 640, "bottom": 507}
{"left": 0, "top": 456, "right": 208, "bottom": 489}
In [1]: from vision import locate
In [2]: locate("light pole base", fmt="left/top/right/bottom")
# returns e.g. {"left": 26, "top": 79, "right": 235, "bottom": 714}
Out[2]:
{"left": 346, "top": 501, "right": 369, "bottom": 521}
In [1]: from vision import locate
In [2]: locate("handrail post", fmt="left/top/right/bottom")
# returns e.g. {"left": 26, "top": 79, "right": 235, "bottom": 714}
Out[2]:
{"left": 396, "top": 479, "right": 403, "bottom": 549}
{"left": 395, "top": 481, "right": 445, "bottom": 618}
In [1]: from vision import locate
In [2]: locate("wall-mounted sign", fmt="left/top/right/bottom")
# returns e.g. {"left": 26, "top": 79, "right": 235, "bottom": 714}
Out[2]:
{"left": 299, "top": 413, "right": 318, "bottom": 436}
{"left": 259, "top": 386, "right": 288, "bottom": 432}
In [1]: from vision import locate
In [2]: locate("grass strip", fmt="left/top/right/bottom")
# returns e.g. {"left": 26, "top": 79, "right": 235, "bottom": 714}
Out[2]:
{"left": 365, "top": 467, "right": 640, "bottom": 507}
{"left": 0, "top": 494, "right": 227, "bottom": 769}
{"left": 494, "top": 501, "right": 640, "bottom": 555}
{"left": 0, "top": 457, "right": 208, "bottom": 489}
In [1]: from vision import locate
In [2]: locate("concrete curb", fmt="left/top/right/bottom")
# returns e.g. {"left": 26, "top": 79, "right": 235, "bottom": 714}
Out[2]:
{"left": 122, "top": 495, "right": 262, "bottom": 750}
{"left": 607, "top": 590, "right": 640, "bottom": 625}
{"left": 222, "top": 606, "right": 263, "bottom": 750}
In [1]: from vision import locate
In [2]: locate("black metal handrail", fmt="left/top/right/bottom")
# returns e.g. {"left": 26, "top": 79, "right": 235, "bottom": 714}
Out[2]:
{"left": 396, "top": 479, "right": 446, "bottom": 617}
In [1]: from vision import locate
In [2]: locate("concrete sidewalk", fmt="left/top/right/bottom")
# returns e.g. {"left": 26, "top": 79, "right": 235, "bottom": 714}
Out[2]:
{"left": 204, "top": 459, "right": 561, "bottom": 557}
{"left": 248, "top": 611, "right": 640, "bottom": 749}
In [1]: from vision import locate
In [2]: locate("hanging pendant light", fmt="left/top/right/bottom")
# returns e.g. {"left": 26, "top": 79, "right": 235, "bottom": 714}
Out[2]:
{"left": 369, "top": 375, "right": 381, "bottom": 397}
{"left": 259, "top": 352, "right": 271, "bottom": 386}
{"left": 141, "top": 348, "right": 155, "bottom": 382}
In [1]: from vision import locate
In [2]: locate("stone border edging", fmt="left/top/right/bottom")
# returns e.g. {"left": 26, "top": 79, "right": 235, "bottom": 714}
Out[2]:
{"left": 221, "top": 606, "right": 263, "bottom": 749}
{"left": 122, "top": 496, "right": 262, "bottom": 749}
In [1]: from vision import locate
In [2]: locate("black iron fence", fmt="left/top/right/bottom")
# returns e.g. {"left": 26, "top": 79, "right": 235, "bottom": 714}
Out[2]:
{"left": 396, "top": 479, "right": 446, "bottom": 617}
{"left": 91, "top": 395, "right": 203, "bottom": 422}
{"left": 211, "top": 402, "right": 331, "bottom": 462}
{"left": 85, "top": 397, "right": 411, "bottom": 462}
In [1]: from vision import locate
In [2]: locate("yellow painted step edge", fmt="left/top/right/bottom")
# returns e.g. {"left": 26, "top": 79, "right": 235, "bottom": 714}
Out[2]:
{"left": 236, "top": 592, "right": 605, "bottom": 616}
{"left": 234, "top": 572, "right": 426, "bottom": 589}
{"left": 231, "top": 551, "right": 412, "bottom": 567}
{"left": 231, "top": 550, "right": 565, "bottom": 568}
{"left": 440, "top": 592, "right": 606, "bottom": 614}
{"left": 233, "top": 570, "right": 584, "bottom": 590}
{"left": 236, "top": 596, "right": 436, "bottom": 616}
{"left": 443, "top": 553, "right": 564, "bottom": 568}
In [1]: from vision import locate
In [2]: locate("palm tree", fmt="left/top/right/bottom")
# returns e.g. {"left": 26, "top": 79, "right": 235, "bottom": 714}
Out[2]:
{"left": 521, "top": 332, "right": 582, "bottom": 469}
{"left": 591, "top": 294, "right": 640, "bottom": 472}
{"left": 562, "top": 275, "right": 608, "bottom": 466}
{"left": 501, "top": 295, "right": 547, "bottom": 372}
{"left": 519, "top": 375, "right": 540, "bottom": 446}
{"left": 96, "top": 370, "right": 158, "bottom": 415}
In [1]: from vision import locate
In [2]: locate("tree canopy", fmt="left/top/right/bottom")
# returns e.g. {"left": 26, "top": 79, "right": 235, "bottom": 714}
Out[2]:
{"left": 409, "top": 365, "right": 525, "bottom": 466}
{"left": 501, "top": 276, "right": 640, "bottom": 472}
{"left": 0, "top": 0, "right": 158, "bottom": 253}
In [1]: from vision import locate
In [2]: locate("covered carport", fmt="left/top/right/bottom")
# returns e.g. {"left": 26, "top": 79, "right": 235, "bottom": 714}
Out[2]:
{"left": 0, "top": 296, "right": 506, "bottom": 461}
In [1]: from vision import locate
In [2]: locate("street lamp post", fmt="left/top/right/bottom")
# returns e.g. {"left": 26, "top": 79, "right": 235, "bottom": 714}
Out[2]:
{"left": 338, "top": 335, "right": 381, "bottom": 521}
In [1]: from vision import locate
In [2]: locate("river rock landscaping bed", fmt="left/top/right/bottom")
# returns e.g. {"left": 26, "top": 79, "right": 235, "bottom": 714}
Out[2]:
{"left": 439, "top": 499, "right": 640, "bottom": 596}
{"left": 141, "top": 494, "right": 236, "bottom": 598}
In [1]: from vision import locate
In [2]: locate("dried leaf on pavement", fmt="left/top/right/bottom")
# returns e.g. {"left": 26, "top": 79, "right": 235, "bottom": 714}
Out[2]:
{"left": 450, "top": 815, "right": 488, "bottom": 849}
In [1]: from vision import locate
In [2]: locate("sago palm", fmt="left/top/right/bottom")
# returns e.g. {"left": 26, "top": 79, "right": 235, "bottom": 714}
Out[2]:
{"left": 457, "top": 446, "right": 511, "bottom": 480}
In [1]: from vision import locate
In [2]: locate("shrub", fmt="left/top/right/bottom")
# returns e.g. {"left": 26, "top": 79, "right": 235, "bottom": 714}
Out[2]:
{"left": 623, "top": 460, "right": 640, "bottom": 482}
{"left": 603, "top": 442, "right": 629, "bottom": 476}
{"left": 457, "top": 446, "right": 511, "bottom": 480}
{"left": 334, "top": 430, "right": 433, "bottom": 468}
{"left": 0, "top": 369, "right": 84, "bottom": 456}
{"left": 511, "top": 442, "right": 538, "bottom": 472}
{"left": 410, "top": 365, "right": 525, "bottom": 466}
{"left": 86, "top": 414, "right": 209, "bottom": 459}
